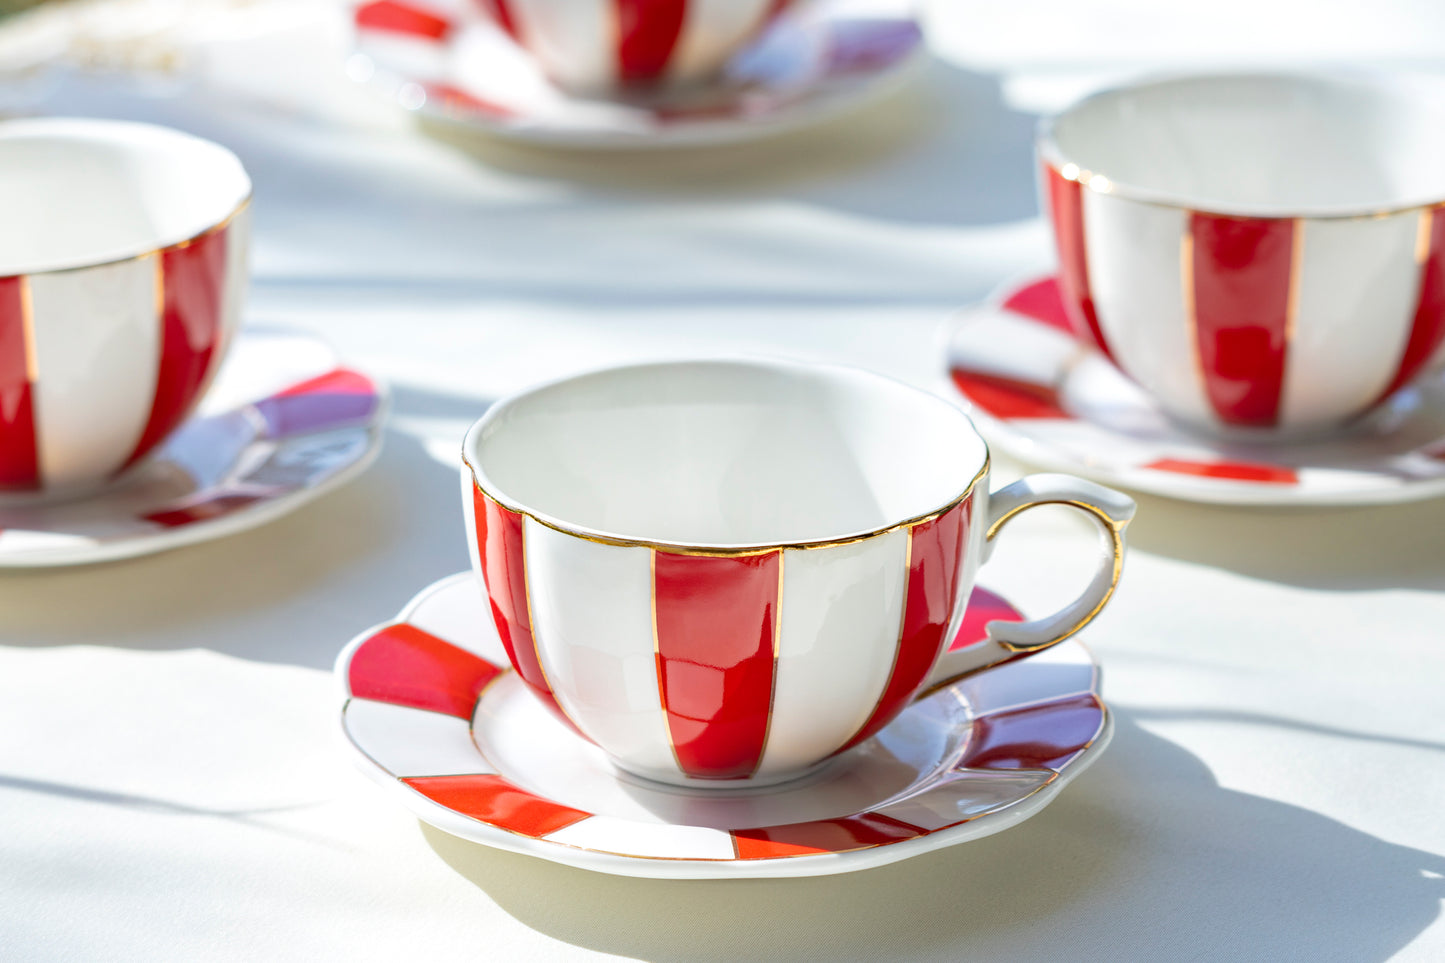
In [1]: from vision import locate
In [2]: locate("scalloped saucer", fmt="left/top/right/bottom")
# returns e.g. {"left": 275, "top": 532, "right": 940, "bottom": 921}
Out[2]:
{"left": 945, "top": 276, "right": 1445, "bottom": 507}
{"left": 348, "top": 0, "right": 924, "bottom": 149}
{"left": 336, "top": 572, "right": 1111, "bottom": 879}
{"left": 0, "top": 329, "right": 386, "bottom": 567}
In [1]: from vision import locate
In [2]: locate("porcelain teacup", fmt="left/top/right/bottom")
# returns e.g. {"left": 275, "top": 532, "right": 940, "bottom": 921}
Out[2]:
{"left": 476, "top": 0, "right": 797, "bottom": 92}
{"left": 0, "top": 118, "right": 251, "bottom": 501}
{"left": 460, "top": 359, "right": 1135, "bottom": 789}
{"left": 1040, "top": 72, "right": 1445, "bottom": 439}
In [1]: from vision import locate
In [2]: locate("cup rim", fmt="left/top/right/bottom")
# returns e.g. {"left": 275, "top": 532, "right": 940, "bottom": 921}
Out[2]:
{"left": 1037, "top": 69, "right": 1445, "bottom": 221}
{"left": 0, "top": 117, "right": 253, "bottom": 277}
{"left": 462, "top": 357, "right": 991, "bottom": 557}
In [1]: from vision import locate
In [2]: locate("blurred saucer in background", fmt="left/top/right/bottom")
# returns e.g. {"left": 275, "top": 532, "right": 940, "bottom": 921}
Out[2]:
{"left": 0, "top": 328, "right": 387, "bottom": 567}
{"left": 348, "top": 0, "right": 924, "bottom": 149}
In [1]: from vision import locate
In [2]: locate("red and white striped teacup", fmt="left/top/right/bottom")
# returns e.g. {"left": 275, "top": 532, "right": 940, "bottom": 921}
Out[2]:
{"left": 461, "top": 360, "right": 1135, "bottom": 789}
{"left": 475, "top": 0, "right": 797, "bottom": 91}
{"left": 1040, "top": 72, "right": 1445, "bottom": 437}
{"left": 0, "top": 118, "right": 251, "bottom": 500}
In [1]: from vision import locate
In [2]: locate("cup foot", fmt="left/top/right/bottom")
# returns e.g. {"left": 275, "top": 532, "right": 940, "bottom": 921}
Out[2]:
{"left": 608, "top": 754, "right": 846, "bottom": 796}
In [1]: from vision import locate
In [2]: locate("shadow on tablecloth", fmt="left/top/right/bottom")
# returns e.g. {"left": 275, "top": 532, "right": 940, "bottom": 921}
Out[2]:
{"left": 419, "top": 712, "right": 1445, "bottom": 962}
{"left": 1124, "top": 491, "right": 1445, "bottom": 592}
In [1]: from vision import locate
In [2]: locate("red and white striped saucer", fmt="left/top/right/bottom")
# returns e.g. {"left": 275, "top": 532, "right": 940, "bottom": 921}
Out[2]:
{"left": 336, "top": 572, "right": 1110, "bottom": 879}
{"left": 945, "top": 276, "right": 1445, "bottom": 507}
{"left": 348, "top": 0, "right": 924, "bottom": 149}
{"left": 0, "top": 329, "right": 386, "bottom": 567}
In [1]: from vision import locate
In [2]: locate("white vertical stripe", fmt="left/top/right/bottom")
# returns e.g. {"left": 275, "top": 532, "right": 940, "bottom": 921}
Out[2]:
{"left": 669, "top": 0, "right": 773, "bottom": 83}
{"left": 757, "top": 529, "right": 908, "bottom": 777}
{"left": 522, "top": 517, "right": 680, "bottom": 779}
{"left": 215, "top": 209, "right": 250, "bottom": 365}
{"left": 28, "top": 256, "right": 159, "bottom": 489}
{"left": 507, "top": 0, "right": 617, "bottom": 91}
{"left": 1083, "top": 191, "right": 1215, "bottom": 426}
{"left": 1280, "top": 212, "right": 1422, "bottom": 428}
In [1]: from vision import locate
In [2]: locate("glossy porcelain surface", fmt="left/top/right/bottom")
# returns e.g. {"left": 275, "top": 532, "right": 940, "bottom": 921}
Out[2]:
{"left": 473, "top": 0, "right": 795, "bottom": 91}
{"left": 0, "top": 328, "right": 385, "bottom": 567}
{"left": 460, "top": 359, "right": 1132, "bottom": 788}
{"left": 350, "top": 0, "right": 923, "bottom": 148}
{"left": 336, "top": 572, "right": 1112, "bottom": 879}
{"left": 946, "top": 275, "right": 1445, "bottom": 507}
{"left": 1039, "top": 73, "right": 1445, "bottom": 435}
{"left": 0, "top": 118, "right": 252, "bottom": 498}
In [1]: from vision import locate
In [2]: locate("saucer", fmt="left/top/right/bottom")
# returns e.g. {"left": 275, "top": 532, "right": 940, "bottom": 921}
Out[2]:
{"left": 336, "top": 572, "right": 1110, "bottom": 879}
{"left": 0, "top": 329, "right": 386, "bottom": 567}
{"left": 348, "top": 0, "right": 924, "bottom": 149}
{"left": 945, "top": 276, "right": 1445, "bottom": 507}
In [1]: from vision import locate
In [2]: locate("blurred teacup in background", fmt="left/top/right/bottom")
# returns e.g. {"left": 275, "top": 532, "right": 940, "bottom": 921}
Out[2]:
{"left": 476, "top": 0, "right": 800, "bottom": 92}
{"left": 1039, "top": 72, "right": 1445, "bottom": 439}
{"left": 0, "top": 118, "right": 250, "bottom": 500}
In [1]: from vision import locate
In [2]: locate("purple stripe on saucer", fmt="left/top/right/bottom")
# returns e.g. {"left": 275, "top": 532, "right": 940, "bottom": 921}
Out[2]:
{"left": 252, "top": 369, "right": 379, "bottom": 439}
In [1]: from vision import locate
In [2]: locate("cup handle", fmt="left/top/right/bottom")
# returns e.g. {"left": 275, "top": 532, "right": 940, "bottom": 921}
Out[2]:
{"left": 919, "top": 474, "right": 1136, "bottom": 698}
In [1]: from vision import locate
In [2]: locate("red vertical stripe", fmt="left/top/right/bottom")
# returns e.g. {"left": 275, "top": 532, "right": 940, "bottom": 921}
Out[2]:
{"left": 1044, "top": 165, "right": 1116, "bottom": 363}
{"left": 616, "top": 0, "right": 687, "bottom": 83}
{"left": 1190, "top": 213, "right": 1294, "bottom": 427}
{"left": 472, "top": 487, "right": 579, "bottom": 733}
{"left": 0, "top": 276, "right": 39, "bottom": 491}
{"left": 123, "top": 228, "right": 228, "bottom": 470}
{"left": 1379, "top": 209, "right": 1445, "bottom": 402}
{"left": 839, "top": 499, "right": 971, "bottom": 753}
{"left": 653, "top": 550, "right": 779, "bottom": 780}
{"left": 476, "top": 0, "right": 521, "bottom": 40}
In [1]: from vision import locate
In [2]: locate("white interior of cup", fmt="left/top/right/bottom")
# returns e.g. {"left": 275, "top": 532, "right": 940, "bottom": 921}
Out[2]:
{"left": 1044, "top": 73, "right": 1445, "bottom": 217}
{"left": 466, "top": 360, "right": 987, "bottom": 548}
{"left": 0, "top": 118, "right": 251, "bottom": 275}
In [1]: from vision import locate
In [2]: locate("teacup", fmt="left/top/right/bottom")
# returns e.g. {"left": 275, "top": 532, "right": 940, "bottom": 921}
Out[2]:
{"left": 1039, "top": 72, "right": 1445, "bottom": 438}
{"left": 0, "top": 118, "right": 251, "bottom": 500}
{"left": 460, "top": 359, "right": 1135, "bottom": 789}
{"left": 476, "top": 0, "right": 796, "bottom": 92}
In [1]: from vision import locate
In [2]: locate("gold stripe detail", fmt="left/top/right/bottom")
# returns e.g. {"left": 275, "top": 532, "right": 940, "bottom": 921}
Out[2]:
{"left": 464, "top": 455, "right": 989, "bottom": 559}
{"left": 1416, "top": 207, "right": 1435, "bottom": 265}
{"left": 1284, "top": 218, "right": 1305, "bottom": 346}
{"left": 17, "top": 275, "right": 38, "bottom": 383}
{"left": 152, "top": 251, "right": 165, "bottom": 320}
{"left": 913, "top": 501, "right": 1126, "bottom": 701}
{"left": 1043, "top": 161, "right": 1445, "bottom": 223}
{"left": 652, "top": 549, "right": 685, "bottom": 774}
{"left": 518, "top": 511, "right": 585, "bottom": 737}
{"left": 747, "top": 552, "right": 786, "bottom": 779}
{"left": 835, "top": 524, "right": 915, "bottom": 751}
{"left": 42, "top": 195, "right": 251, "bottom": 276}
{"left": 1180, "top": 227, "right": 1206, "bottom": 388}
{"left": 985, "top": 498, "right": 1125, "bottom": 650}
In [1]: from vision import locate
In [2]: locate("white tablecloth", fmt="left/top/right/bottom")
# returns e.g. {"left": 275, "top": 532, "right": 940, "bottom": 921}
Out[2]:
{"left": 4, "top": 4, "right": 1445, "bottom": 960}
